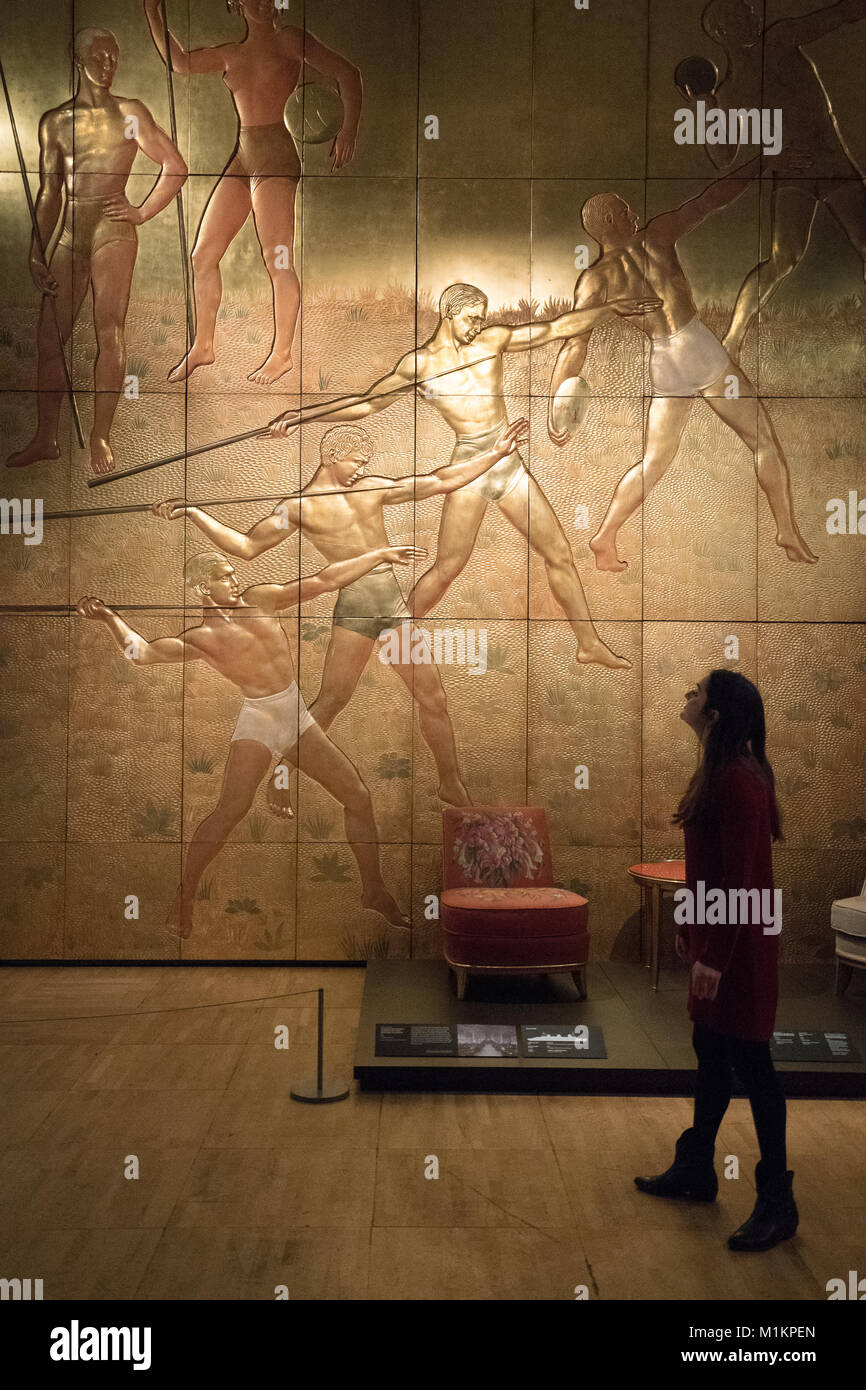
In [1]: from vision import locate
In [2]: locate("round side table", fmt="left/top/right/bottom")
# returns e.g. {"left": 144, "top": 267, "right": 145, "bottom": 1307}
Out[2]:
{"left": 628, "top": 861, "right": 686, "bottom": 991}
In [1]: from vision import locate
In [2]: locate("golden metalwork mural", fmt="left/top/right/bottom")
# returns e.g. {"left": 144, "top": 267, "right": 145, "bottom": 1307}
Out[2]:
{"left": 1, "top": 0, "right": 864, "bottom": 962}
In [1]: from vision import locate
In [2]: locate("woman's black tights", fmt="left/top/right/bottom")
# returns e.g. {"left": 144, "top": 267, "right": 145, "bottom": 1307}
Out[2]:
{"left": 692, "top": 1023, "right": 788, "bottom": 1175}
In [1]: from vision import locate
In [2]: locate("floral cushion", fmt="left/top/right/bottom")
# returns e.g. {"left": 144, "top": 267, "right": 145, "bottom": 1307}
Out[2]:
{"left": 443, "top": 807, "right": 553, "bottom": 889}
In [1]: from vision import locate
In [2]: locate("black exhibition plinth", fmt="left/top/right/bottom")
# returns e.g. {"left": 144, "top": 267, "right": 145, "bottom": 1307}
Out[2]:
{"left": 354, "top": 959, "right": 866, "bottom": 1097}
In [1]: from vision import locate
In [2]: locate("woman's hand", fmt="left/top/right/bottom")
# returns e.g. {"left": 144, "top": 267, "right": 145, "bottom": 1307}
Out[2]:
{"left": 103, "top": 195, "right": 145, "bottom": 226}
{"left": 691, "top": 960, "right": 722, "bottom": 1000}
{"left": 330, "top": 127, "right": 357, "bottom": 171}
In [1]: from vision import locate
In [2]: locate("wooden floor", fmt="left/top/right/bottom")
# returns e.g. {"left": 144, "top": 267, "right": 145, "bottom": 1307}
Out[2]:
{"left": 0, "top": 965, "right": 862, "bottom": 1302}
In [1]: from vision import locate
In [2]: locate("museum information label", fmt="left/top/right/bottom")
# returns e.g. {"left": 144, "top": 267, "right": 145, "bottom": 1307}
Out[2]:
{"left": 770, "top": 1030, "right": 861, "bottom": 1062}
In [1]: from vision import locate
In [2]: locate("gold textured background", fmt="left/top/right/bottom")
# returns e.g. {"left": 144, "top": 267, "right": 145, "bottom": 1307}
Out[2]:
{"left": 1, "top": 0, "right": 864, "bottom": 962}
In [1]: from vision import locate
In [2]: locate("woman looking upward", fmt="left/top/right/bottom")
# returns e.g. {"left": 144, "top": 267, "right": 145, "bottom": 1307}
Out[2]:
{"left": 635, "top": 669, "right": 797, "bottom": 1254}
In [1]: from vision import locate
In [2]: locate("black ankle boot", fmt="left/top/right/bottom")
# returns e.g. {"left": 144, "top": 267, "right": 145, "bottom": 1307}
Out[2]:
{"left": 634, "top": 1127, "right": 718, "bottom": 1201}
{"left": 728, "top": 1163, "right": 798, "bottom": 1251}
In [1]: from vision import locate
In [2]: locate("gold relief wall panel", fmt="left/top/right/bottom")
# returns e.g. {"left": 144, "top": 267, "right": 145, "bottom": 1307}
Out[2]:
{"left": 299, "top": 177, "right": 418, "bottom": 395}
{"left": 758, "top": 400, "right": 866, "bottom": 622}
{"left": 181, "top": 649, "right": 297, "bottom": 847}
{"left": 551, "top": 848, "right": 645, "bottom": 961}
{"left": 297, "top": 841, "right": 412, "bottom": 961}
{"left": 72, "top": 0, "right": 192, "bottom": 165}
{"left": 418, "top": 0, "right": 532, "bottom": 180}
{"left": 411, "top": 396, "right": 531, "bottom": 625}
{"left": 0, "top": 843, "right": 66, "bottom": 960}
{"left": 410, "top": 619, "right": 530, "bottom": 845}
{"left": 186, "top": 0, "right": 257, "bottom": 178}
{"left": 68, "top": 616, "right": 183, "bottom": 843}
{"left": 1, "top": 0, "right": 865, "bottom": 964}
{"left": 759, "top": 623, "right": 866, "bottom": 852}
{"left": 641, "top": 396, "right": 760, "bottom": 623}
{"left": 0, "top": 184, "right": 53, "bottom": 396}
{"left": 755, "top": 202, "right": 866, "bottom": 402}
{"left": 65, "top": 843, "right": 183, "bottom": 960}
{"left": 180, "top": 842, "right": 299, "bottom": 961}
{"left": 291, "top": 612, "right": 414, "bottom": 847}
{"left": 528, "top": 620, "right": 642, "bottom": 847}
{"left": 647, "top": 0, "right": 722, "bottom": 181}
{"left": 0, "top": 6, "right": 75, "bottom": 174}
{"left": 0, "top": 618, "right": 69, "bottom": 843}
{"left": 532, "top": 1, "right": 648, "bottom": 180}
{"left": 65, "top": 171, "right": 192, "bottom": 391}
{"left": 411, "top": 841, "right": 444, "bottom": 959}
{"left": 185, "top": 394, "right": 301, "bottom": 498}
{"left": 179, "top": 175, "right": 291, "bottom": 399}
{"left": 769, "top": 847, "right": 866, "bottom": 965}
{"left": 304, "top": 0, "right": 419, "bottom": 179}
{"left": 526, "top": 392, "right": 646, "bottom": 623}
{"left": 0, "top": 397, "right": 70, "bottom": 604}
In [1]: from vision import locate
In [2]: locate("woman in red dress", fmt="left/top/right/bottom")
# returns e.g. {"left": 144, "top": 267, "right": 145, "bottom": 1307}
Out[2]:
{"left": 634, "top": 669, "right": 798, "bottom": 1252}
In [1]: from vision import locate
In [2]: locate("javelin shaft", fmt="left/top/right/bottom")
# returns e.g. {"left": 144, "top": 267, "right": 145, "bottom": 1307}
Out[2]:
{"left": 45, "top": 447, "right": 527, "bottom": 521}
{"left": 0, "top": 52, "right": 85, "bottom": 449}
{"left": 46, "top": 482, "right": 388, "bottom": 522}
{"left": 87, "top": 425, "right": 269, "bottom": 488}
{"left": 0, "top": 604, "right": 288, "bottom": 614}
{"left": 161, "top": 2, "right": 195, "bottom": 343}
{"left": 86, "top": 351, "right": 501, "bottom": 490}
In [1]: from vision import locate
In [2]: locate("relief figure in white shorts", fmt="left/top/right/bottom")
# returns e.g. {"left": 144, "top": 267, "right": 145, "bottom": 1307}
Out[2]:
{"left": 76, "top": 542, "right": 422, "bottom": 938}
{"left": 154, "top": 418, "right": 528, "bottom": 821}
{"left": 270, "top": 284, "right": 661, "bottom": 670}
{"left": 548, "top": 162, "right": 818, "bottom": 571}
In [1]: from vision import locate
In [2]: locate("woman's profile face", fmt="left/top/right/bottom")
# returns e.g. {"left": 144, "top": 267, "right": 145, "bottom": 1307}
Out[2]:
{"left": 681, "top": 676, "right": 711, "bottom": 732}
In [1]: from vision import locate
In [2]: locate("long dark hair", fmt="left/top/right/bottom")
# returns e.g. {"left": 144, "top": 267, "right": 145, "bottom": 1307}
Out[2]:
{"left": 673, "top": 669, "right": 782, "bottom": 839}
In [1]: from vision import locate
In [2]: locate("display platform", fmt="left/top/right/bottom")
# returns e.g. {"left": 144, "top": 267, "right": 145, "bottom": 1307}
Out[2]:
{"left": 354, "top": 960, "right": 866, "bottom": 1096}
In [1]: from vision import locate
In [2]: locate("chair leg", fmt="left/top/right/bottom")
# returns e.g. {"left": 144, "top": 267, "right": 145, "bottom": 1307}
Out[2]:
{"left": 454, "top": 967, "right": 468, "bottom": 1000}
{"left": 572, "top": 968, "right": 587, "bottom": 1001}
{"left": 835, "top": 958, "right": 853, "bottom": 998}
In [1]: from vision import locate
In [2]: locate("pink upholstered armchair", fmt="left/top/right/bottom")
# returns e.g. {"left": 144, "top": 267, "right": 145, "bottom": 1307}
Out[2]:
{"left": 441, "top": 807, "right": 590, "bottom": 1000}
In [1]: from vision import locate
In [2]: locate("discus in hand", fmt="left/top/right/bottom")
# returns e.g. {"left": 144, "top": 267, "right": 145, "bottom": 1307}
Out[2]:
{"left": 674, "top": 56, "right": 718, "bottom": 100}
{"left": 284, "top": 83, "right": 343, "bottom": 143}
{"left": 550, "top": 376, "right": 591, "bottom": 438}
